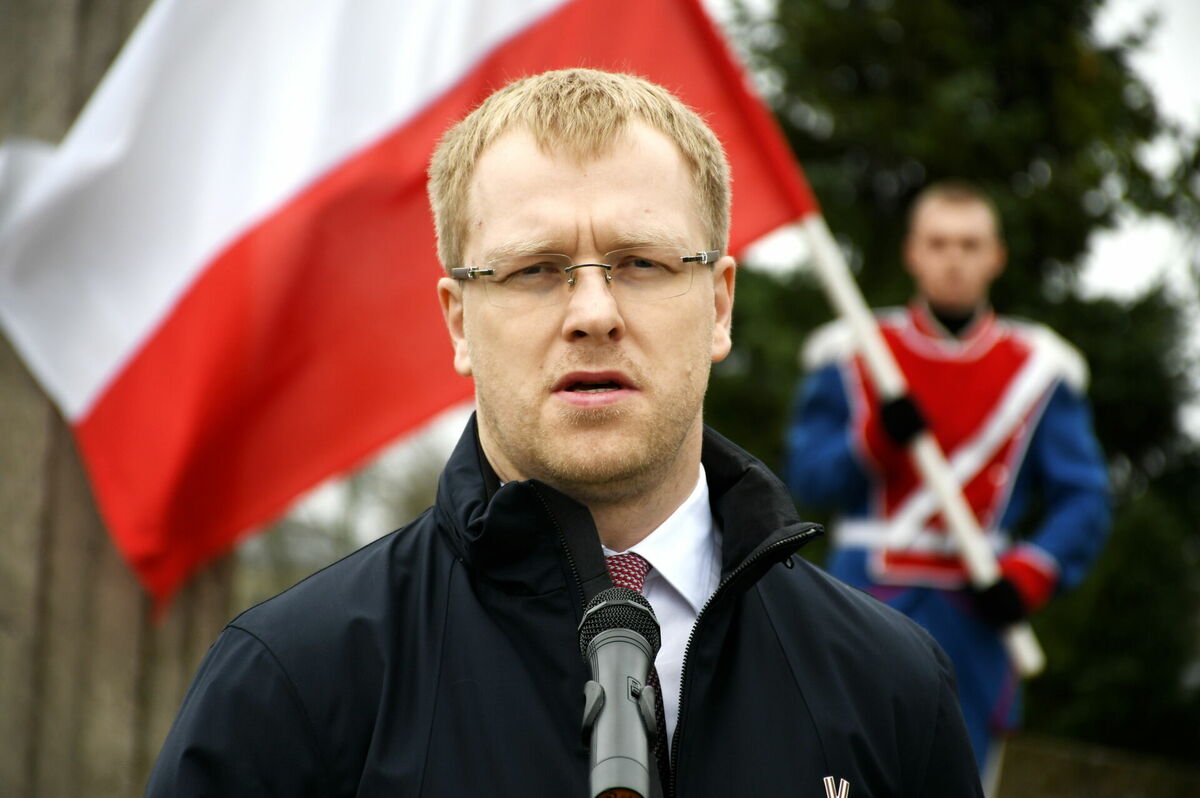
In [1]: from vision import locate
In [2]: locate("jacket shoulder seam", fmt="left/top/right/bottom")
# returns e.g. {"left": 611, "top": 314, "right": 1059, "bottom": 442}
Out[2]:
{"left": 915, "top": 653, "right": 954, "bottom": 794}
{"left": 223, "top": 623, "right": 336, "bottom": 790}
{"left": 750, "top": 580, "right": 830, "bottom": 770}
{"left": 415, "top": 556, "right": 461, "bottom": 797}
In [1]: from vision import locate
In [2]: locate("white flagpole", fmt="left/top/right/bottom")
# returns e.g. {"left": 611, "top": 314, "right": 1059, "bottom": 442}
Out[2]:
{"left": 800, "top": 214, "right": 1045, "bottom": 677}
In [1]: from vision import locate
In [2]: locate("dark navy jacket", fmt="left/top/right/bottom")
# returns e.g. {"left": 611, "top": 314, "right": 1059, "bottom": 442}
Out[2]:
{"left": 146, "top": 418, "right": 982, "bottom": 797}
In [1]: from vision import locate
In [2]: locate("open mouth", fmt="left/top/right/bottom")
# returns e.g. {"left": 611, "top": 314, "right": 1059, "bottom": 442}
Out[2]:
{"left": 565, "top": 380, "right": 623, "bottom": 393}
{"left": 553, "top": 372, "right": 634, "bottom": 397}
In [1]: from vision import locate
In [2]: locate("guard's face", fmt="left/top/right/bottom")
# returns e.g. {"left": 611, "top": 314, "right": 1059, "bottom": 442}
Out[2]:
{"left": 904, "top": 199, "right": 1005, "bottom": 312}
{"left": 438, "top": 122, "right": 734, "bottom": 503}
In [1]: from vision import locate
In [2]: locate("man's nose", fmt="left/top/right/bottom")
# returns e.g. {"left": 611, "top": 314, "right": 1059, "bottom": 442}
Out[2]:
{"left": 561, "top": 265, "right": 625, "bottom": 341}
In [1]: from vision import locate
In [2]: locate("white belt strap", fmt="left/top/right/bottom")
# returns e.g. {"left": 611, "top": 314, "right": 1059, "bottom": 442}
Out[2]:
{"left": 838, "top": 519, "right": 1011, "bottom": 556}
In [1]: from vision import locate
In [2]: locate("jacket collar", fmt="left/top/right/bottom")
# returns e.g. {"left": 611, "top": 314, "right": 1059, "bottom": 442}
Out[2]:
{"left": 433, "top": 414, "right": 601, "bottom": 600}
{"left": 435, "top": 415, "right": 821, "bottom": 601}
{"left": 701, "top": 426, "right": 823, "bottom": 583}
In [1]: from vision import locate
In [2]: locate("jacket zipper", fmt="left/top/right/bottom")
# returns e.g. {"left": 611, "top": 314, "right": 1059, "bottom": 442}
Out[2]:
{"left": 667, "top": 525, "right": 821, "bottom": 798}
{"left": 530, "top": 487, "right": 588, "bottom": 610}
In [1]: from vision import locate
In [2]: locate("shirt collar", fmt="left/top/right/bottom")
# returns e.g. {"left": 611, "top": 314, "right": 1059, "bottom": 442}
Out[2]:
{"left": 604, "top": 465, "right": 717, "bottom": 613}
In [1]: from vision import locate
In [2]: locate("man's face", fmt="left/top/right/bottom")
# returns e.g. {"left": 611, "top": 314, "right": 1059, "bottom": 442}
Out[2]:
{"left": 904, "top": 198, "right": 1006, "bottom": 312}
{"left": 438, "top": 122, "right": 734, "bottom": 504}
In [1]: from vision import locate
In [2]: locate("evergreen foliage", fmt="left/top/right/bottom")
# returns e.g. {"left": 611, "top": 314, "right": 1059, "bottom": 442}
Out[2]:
{"left": 707, "top": 0, "right": 1200, "bottom": 761}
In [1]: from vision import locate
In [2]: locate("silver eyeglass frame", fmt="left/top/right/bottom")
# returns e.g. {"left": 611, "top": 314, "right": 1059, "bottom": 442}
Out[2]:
{"left": 449, "top": 250, "right": 720, "bottom": 283}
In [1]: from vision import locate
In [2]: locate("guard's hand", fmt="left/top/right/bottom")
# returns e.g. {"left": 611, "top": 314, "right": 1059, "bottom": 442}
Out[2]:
{"left": 880, "top": 395, "right": 927, "bottom": 447}
{"left": 967, "top": 577, "right": 1028, "bottom": 628}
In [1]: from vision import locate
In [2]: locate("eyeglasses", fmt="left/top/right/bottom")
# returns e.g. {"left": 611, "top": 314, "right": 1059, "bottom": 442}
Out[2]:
{"left": 450, "top": 247, "right": 720, "bottom": 310}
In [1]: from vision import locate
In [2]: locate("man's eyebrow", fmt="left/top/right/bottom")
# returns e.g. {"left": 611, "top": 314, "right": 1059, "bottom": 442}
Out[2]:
{"left": 480, "top": 239, "right": 561, "bottom": 262}
{"left": 604, "top": 227, "right": 691, "bottom": 250}
{"left": 479, "top": 228, "right": 692, "bottom": 263}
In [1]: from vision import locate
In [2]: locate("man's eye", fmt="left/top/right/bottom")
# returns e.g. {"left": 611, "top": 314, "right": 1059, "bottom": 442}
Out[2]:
{"left": 616, "top": 255, "right": 671, "bottom": 274}
{"left": 501, "top": 261, "right": 562, "bottom": 283}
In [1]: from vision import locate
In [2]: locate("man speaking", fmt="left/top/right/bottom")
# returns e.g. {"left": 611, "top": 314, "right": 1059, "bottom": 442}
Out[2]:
{"left": 146, "top": 69, "right": 982, "bottom": 797}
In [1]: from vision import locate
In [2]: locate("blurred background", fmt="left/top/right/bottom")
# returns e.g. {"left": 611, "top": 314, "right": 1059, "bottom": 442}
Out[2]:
{"left": 1, "top": 0, "right": 1197, "bottom": 795}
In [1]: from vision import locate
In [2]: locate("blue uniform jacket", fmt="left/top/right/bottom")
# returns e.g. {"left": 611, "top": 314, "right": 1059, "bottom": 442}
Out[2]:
{"left": 784, "top": 308, "right": 1110, "bottom": 763}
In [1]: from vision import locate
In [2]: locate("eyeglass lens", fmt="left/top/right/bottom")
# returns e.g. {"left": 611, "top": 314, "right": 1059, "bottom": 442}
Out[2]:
{"left": 478, "top": 247, "right": 700, "bottom": 309}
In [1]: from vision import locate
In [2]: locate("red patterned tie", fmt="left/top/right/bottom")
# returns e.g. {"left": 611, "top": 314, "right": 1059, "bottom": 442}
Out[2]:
{"left": 604, "top": 552, "right": 670, "bottom": 785}
{"left": 606, "top": 551, "right": 652, "bottom": 593}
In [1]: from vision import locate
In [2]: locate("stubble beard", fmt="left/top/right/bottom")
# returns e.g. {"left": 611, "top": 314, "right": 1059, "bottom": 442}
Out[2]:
{"left": 477, "top": 366, "right": 708, "bottom": 507}
{"left": 539, "top": 400, "right": 701, "bottom": 505}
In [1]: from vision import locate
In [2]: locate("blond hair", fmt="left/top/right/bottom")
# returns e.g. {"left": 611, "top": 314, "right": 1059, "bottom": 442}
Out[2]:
{"left": 427, "top": 68, "right": 730, "bottom": 270}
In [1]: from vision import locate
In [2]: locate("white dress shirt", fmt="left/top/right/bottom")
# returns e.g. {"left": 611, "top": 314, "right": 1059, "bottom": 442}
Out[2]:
{"left": 603, "top": 465, "right": 721, "bottom": 749}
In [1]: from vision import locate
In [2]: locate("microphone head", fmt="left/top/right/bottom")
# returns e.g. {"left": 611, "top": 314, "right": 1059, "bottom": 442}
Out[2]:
{"left": 578, "top": 586, "right": 661, "bottom": 659}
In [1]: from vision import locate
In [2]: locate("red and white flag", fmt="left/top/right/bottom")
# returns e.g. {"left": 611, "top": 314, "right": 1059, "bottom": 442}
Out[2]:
{"left": 0, "top": 0, "right": 817, "bottom": 607}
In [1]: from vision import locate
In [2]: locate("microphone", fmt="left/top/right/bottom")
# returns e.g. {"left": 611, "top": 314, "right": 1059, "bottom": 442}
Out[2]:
{"left": 578, "top": 587, "right": 662, "bottom": 798}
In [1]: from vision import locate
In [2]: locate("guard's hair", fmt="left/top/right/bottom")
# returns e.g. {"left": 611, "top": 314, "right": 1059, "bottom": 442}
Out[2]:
{"left": 908, "top": 179, "right": 1003, "bottom": 238}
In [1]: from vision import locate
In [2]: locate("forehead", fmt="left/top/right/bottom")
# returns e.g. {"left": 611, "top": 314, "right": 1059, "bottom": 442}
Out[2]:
{"left": 911, "top": 199, "right": 998, "bottom": 239}
{"left": 464, "top": 122, "right": 704, "bottom": 259}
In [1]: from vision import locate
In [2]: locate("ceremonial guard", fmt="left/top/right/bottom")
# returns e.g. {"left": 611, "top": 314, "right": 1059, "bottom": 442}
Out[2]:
{"left": 785, "top": 181, "right": 1110, "bottom": 781}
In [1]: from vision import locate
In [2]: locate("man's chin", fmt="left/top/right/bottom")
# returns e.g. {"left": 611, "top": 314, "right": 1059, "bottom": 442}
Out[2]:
{"left": 540, "top": 462, "right": 654, "bottom": 505}
{"left": 534, "top": 432, "right": 661, "bottom": 500}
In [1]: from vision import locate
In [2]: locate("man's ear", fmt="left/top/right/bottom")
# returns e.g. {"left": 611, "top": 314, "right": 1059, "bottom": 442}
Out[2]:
{"left": 902, "top": 236, "right": 917, "bottom": 277}
{"left": 990, "top": 240, "right": 1008, "bottom": 282}
{"left": 437, "top": 277, "right": 473, "bottom": 377}
{"left": 710, "top": 255, "right": 736, "bottom": 363}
